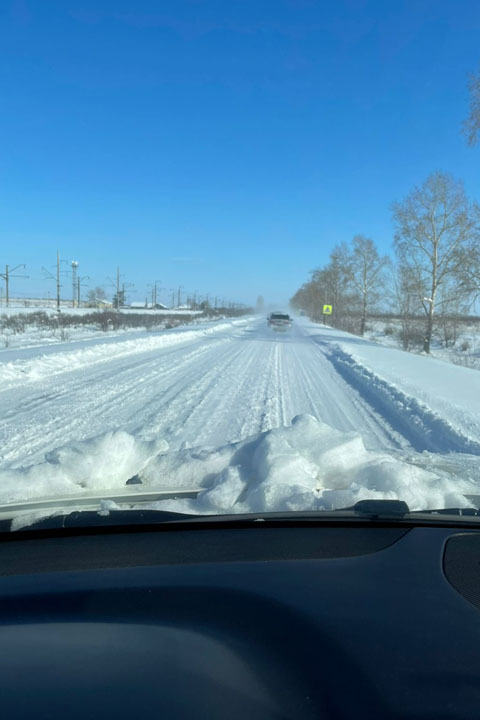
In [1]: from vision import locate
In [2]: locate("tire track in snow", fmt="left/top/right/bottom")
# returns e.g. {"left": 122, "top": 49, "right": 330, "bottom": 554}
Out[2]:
{"left": 291, "top": 338, "right": 406, "bottom": 451}
{"left": 138, "top": 340, "right": 257, "bottom": 446}
{"left": 1, "top": 317, "right": 415, "bottom": 473}
{"left": 0, "top": 335, "right": 237, "bottom": 466}
{"left": 268, "top": 325, "right": 406, "bottom": 452}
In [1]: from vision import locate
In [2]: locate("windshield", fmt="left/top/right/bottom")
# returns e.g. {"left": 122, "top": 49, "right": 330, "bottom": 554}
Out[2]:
{"left": 1, "top": 0, "right": 480, "bottom": 527}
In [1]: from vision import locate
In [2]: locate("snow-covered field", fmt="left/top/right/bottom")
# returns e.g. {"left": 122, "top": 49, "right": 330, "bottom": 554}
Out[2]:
{"left": 365, "top": 318, "right": 480, "bottom": 371}
{"left": 0, "top": 306, "right": 202, "bottom": 316}
{"left": 1, "top": 316, "right": 480, "bottom": 522}
{"left": 0, "top": 307, "right": 205, "bottom": 352}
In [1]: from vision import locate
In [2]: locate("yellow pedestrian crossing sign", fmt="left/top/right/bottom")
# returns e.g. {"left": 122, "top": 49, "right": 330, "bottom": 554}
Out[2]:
{"left": 323, "top": 305, "right": 332, "bottom": 315}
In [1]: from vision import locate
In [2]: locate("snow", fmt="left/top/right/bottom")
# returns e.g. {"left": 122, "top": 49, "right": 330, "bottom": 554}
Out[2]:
{"left": 0, "top": 317, "right": 252, "bottom": 389}
{"left": 1, "top": 416, "right": 477, "bottom": 523}
{"left": 1, "top": 315, "right": 480, "bottom": 522}
{"left": 0, "top": 305, "right": 202, "bottom": 316}
{"left": 0, "top": 308, "right": 208, "bottom": 353}
{"left": 0, "top": 430, "right": 168, "bottom": 504}
{"left": 303, "top": 321, "right": 480, "bottom": 451}
{"left": 364, "top": 318, "right": 480, "bottom": 371}
{"left": 138, "top": 415, "right": 478, "bottom": 514}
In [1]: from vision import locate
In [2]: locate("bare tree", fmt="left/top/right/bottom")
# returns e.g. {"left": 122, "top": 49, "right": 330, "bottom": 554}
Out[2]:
{"left": 290, "top": 276, "right": 326, "bottom": 321}
{"left": 463, "top": 67, "right": 480, "bottom": 146}
{"left": 457, "top": 240, "right": 480, "bottom": 303}
{"left": 349, "top": 235, "right": 389, "bottom": 335}
{"left": 291, "top": 241, "right": 371, "bottom": 332}
{"left": 388, "top": 263, "right": 422, "bottom": 350}
{"left": 436, "top": 278, "right": 471, "bottom": 347}
{"left": 290, "top": 282, "right": 312, "bottom": 316}
{"left": 86, "top": 286, "right": 107, "bottom": 308}
{"left": 392, "top": 171, "right": 480, "bottom": 353}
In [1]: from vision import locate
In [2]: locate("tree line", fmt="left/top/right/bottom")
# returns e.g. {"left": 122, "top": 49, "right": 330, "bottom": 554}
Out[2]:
{"left": 290, "top": 171, "right": 480, "bottom": 353}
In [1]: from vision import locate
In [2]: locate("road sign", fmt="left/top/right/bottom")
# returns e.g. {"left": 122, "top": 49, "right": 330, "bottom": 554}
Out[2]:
{"left": 323, "top": 304, "right": 332, "bottom": 315}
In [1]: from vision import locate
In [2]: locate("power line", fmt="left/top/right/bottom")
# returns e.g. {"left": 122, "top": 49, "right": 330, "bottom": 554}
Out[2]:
{"left": 0, "top": 263, "right": 29, "bottom": 308}
{"left": 42, "top": 251, "right": 68, "bottom": 311}
{"left": 71, "top": 261, "right": 79, "bottom": 308}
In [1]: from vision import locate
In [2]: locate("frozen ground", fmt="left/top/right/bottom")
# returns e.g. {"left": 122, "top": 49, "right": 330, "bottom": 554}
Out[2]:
{"left": 1, "top": 316, "right": 479, "bottom": 518}
{"left": 0, "top": 307, "right": 205, "bottom": 352}
{"left": 365, "top": 318, "right": 480, "bottom": 371}
{"left": 0, "top": 306, "right": 202, "bottom": 316}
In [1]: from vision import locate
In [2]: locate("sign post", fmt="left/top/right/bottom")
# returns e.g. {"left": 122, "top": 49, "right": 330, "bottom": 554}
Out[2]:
{"left": 322, "top": 304, "right": 332, "bottom": 325}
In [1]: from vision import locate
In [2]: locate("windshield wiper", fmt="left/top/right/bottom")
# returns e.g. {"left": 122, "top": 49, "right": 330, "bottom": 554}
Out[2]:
{"left": 4, "top": 499, "right": 480, "bottom": 534}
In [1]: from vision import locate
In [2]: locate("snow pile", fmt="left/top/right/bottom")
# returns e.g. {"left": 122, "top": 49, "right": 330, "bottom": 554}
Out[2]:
{"left": 0, "top": 318, "right": 251, "bottom": 389}
{"left": 2, "top": 415, "right": 476, "bottom": 516}
{"left": 0, "top": 431, "right": 168, "bottom": 504}
{"left": 143, "top": 415, "right": 477, "bottom": 514}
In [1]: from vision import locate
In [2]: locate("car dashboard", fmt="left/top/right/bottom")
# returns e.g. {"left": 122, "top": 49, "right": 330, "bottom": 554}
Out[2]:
{"left": 1, "top": 520, "right": 480, "bottom": 719}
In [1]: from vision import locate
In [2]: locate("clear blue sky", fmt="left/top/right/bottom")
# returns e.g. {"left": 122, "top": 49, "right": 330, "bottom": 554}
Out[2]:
{"left": 1, "top": 0, "right": 479, "bottom": 307}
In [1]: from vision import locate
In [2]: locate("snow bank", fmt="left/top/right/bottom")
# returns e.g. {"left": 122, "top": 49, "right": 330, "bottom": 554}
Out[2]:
{"left": 1, "top": 415, "right": 477, "bottom": 516}
{"left": 326, "top": 346, "right": 480, "bottom": 455}
{"left": 0, "top": 318, "right": 251, "bottom": 389}
{"left": 301, "top": 320, "right": 480, "bottom": 451}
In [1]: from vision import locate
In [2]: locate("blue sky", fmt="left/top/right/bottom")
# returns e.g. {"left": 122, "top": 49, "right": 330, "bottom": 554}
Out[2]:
{"left": 1, "top": 0, "right": 479, "bottom": 307}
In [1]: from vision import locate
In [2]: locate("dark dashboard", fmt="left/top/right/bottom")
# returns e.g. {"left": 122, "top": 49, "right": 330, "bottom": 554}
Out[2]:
{"left": 1, "top": 521, "right": 480, "bottom": 719}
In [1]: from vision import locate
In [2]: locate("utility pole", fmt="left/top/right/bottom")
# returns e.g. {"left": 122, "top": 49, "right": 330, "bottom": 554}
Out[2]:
{"left": 56, "top": 251, "right": 61, "bottom": 310}
{"left": 177, "top": 285, "right": 183, "bottom": 308}
{"left": 106, "top": 268, "right": 124, "bottom": 310}
{"left": 71, "top": 261, "right": 78, "bottom": 308}
{"left": 148, "top": 280, "right": 161, "bottom": 308}
{"left": 77, "top": 275, "right": 89, "bottom": 306}
{"left": 121, "top": 281, "right": 134, "bottom": 308}
{"left": 171, "top": 289, "right": 175, "bottom": 308}
{"left": 42, "top": 252, "right": 66, "bottom": 311}
{"left": 0, "top": 263, "right": 28, "bottom": 307}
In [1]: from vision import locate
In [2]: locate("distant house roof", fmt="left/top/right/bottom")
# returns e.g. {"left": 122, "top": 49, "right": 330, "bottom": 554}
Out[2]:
{"left": 130, "top": 302, "right": 147, "bottom": 309}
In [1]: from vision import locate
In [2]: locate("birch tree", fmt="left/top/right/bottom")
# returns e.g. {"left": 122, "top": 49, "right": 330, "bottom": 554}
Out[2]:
{"left": 392, "top": 171, "right": 480, "bottom": 353}
{"left": 349, "top": 235, "right": 389, "bottom": 335}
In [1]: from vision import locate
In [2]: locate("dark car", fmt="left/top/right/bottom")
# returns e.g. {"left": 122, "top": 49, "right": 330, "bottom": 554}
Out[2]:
{"left": 267, "top": 312, "right": 292, "bottom": 329}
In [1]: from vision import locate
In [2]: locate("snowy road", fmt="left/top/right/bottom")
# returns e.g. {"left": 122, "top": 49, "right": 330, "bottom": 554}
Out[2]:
{"left": 0, "top": 317, "right": 406, "bottom": 471}
{"left": 2, "top": 315, "right": 480, "bottom": 516}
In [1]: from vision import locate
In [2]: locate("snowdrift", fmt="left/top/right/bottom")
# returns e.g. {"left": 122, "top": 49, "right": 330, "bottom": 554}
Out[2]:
{"left": 0, "top": 416, "right": 477, "bottom": 520}
{"left": 0, "top": 318, "right": 250, "bottom": 388}
{"left": 303, "top": 320, "right": 480, "bottom": 451}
